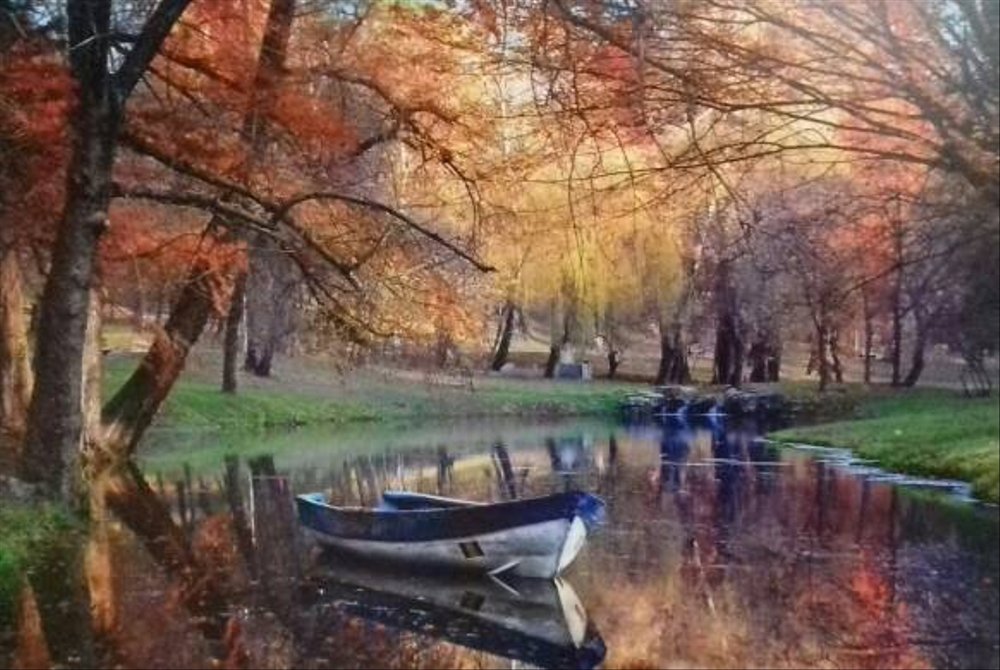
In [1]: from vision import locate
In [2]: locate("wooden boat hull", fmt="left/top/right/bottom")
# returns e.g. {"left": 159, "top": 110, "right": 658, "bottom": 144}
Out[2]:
{"left": 296, "top": 491, "right": 603, "bottom": 579}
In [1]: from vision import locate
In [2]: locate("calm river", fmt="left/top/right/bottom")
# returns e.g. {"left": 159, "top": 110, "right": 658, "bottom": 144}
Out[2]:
{"left": 5, "top": 416, "right": 998, "bottom": 669}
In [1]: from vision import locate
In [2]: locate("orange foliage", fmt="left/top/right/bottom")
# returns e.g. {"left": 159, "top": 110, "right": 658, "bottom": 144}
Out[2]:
{"left": 268, "top": 88, "right": 356, "bottom": 159}
{"left": 0, "top": 41, "right": 72, "bottom": 246}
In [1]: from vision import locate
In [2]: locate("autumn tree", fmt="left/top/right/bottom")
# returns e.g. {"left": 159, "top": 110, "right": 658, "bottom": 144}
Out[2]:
{"left": 756, "top": 179, "right": 870, "bottom": 390}
{"left": 16, "top": 0, "right": 196, "bottom": 498}
{"left": 10, "top": 0, "right": 498, "bottom": 499}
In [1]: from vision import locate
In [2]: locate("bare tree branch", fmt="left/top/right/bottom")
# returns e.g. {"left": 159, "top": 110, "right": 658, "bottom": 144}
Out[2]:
{"left": 270, "top": 192, "right": 495, "bottom": 272}
{"left": 114, "top": 0, "right": 195, "bottom": 101}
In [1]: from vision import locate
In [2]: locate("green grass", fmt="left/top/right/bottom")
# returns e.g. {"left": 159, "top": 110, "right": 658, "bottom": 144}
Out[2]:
{"left": 103, "top": 356, "right": 638, "bottom": 437}
{"left": 104, "top": 361, "right": 378, "bottom": 432}
{"left": 150, "top": 380, "right": 377, "bottom": 430}
{"left": 771, "top": 388, "right": 1000, "bottom": 503}
{"left": 772, "top": 380, "right": 867, "bottom": 420}
{"left": 0, "top": 506, "right": 78, "bottom": 626}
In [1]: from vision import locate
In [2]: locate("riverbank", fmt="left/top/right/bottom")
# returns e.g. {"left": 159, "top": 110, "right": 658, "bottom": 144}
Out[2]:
{"left": 103, "top": 353, "right": 643, "bottom": 433}
{"left": 0, "top": 506, "right": 78, "bottom": 626}
{"left": 106, "top": 353, "right": 997, "bottom": 502}
{"left": 771, "top": 389, "right": 1000, "bottom": 503}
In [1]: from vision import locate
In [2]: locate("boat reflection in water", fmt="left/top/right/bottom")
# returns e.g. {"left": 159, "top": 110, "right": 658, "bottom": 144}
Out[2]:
{"left": 303, "top": 557, "right": 607, "bottom": 669}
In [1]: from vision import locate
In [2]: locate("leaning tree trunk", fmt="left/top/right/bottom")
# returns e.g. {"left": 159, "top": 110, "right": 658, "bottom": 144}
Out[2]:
{"left": 490, "top": 300, "right": 515, "bottom": 371}
{"left": 0, "top": 247, "right": 33, "bottom": 438}
{"left": 102, "top": 253, "right": 222, "bottom": 459}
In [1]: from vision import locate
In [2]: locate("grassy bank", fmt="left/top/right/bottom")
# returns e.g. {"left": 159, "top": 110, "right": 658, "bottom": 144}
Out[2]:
{"left": 103, "top": 354, "right": 641, "bottom": 435}
{"left": 0, "top": 507, "right": 78, "bottom": 626}
{"left": 104, "top": 353, "right": 999, "bottom": 503}
{"left": 771, "top": 388, "right": 1000, "bottom": 503}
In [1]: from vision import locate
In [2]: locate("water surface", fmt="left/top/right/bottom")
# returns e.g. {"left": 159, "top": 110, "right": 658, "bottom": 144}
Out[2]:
{"left": 4, "top": 417, "right": 998, "bottom": 669}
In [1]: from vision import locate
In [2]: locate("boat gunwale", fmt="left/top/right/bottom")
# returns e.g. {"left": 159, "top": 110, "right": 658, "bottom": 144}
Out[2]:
{"left": 296, "top": 490, "right": 604, "bottom": 543}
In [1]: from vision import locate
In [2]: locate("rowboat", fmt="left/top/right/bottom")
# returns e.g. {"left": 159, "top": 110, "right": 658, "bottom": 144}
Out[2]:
{"left": 303, "top": 559, "right": 606, "bottom": 669}
{"left": 295, "top": 490, "right": 605, "bottom": 579}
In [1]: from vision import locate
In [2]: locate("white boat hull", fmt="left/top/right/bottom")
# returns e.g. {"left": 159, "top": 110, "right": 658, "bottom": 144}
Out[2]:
{"left": 306, "top": 514, "right": 588, "bottom": 579}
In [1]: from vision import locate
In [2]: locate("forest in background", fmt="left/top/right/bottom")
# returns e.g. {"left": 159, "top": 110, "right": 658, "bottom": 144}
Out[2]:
{"left": 0, "top": 0, "right": 997, "bottom": 500}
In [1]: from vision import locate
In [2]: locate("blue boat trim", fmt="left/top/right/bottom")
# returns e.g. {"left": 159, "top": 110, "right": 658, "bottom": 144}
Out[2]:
{"left": 296, "top": 491, "right": 606, "bottom": 543}
{"left": 378, "top": 490, "right": 607, "bottom": 531}
{"left": 379, "top": 490, "right": 482, "bottom": 511}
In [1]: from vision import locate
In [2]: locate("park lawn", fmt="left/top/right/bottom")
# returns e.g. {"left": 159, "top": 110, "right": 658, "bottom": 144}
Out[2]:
{"left": 102, "top": 355, "right": 640, "bottom": 435}
{"left": 771, "top": 388, "right": 1000, "bottom": 503}
{"left": 103, "top": 361, "right": 377, "bottom": 432}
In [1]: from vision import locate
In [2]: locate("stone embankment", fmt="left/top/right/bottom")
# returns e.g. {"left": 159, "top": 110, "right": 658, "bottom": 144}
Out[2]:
{"left": 621, "top": 385, "right": 789, "bottom": 421}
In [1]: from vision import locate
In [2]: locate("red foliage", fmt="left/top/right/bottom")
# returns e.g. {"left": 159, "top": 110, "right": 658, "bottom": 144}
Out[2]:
{"left": 0, "top": 41, "right": 72, "bottom": 247}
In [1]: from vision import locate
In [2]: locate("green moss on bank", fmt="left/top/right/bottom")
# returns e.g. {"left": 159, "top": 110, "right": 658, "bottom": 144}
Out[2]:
{"left": 772, "top": 388, "right": 1000, "bottom": 503}
{"left": 0, "top": 506, "right": 78, "bottom": 626}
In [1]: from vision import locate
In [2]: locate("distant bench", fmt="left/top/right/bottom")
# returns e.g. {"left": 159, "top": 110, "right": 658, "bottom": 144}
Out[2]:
{"left": 555, "top": 362, "right": 592, "bottom": 381}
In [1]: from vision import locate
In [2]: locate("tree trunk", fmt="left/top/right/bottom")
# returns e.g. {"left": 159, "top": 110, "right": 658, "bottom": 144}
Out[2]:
{"left": 221, "top": 272, "right": 246, "bottom": 393}
{"left": 238, "top": 0, "right": 297, "bottom": 378}
{"left": 655, "top": 332, "right": 672, "bottom": 385}
{"left": 862, "top": 290, "right": 874, "bottom": 384}
{"left": 748, "top": 342, "right": 766, "bottom": 383}
{"left": 607, "top": 348, "right": 621, "bottom": 379}
{"left": 903, "top": 312, "right": 927, "bottom": 387}
{"left": 830, "top": 327, "right": 844, "bottom": 384}
{"left": 243, "top": 236, "right": 296, "bottom": 377}
{"left": 78, "top": 288, "right": 104, "bottom": 501}
{"left": 766, "top": 343, "right": 781, "bottom": 382}
{"left": 130, "top": 256, "right": 146, "bottom": 331}
{"left": 748, "top": 329, "right": 780, "bottom": 383}
{"left": 101, "top": 254, "right": 221, "bottom": 459}
{"left": 543, "top": 344, "right": 560, "bottom": 379}
{"left": 816, "top": 323, "right": 831, "bottom": 391}
{"left": 655, "top": 323, "right": 690, "bottom": 385}
{"left": 712, "top": 313, "right": 743, "bottom": 386}
{"left": 20, "top": 0, "right": 117, "bottom": 494}
{"left": 890, "top": 236, "right": 904, "bottom": 386}
{"left": 711, "top": 262, "right": 744, "bottom": 386}
{"left": 0, "top": 248, "right": 33, "bottom": 439}
{"left": 490, "top": 301, "right": 515, "bottom": 371}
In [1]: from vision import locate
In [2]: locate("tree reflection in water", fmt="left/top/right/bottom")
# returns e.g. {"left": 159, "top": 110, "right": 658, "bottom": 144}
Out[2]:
{"left": 4, "top": 419, "right": 998, "bottom": 669}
